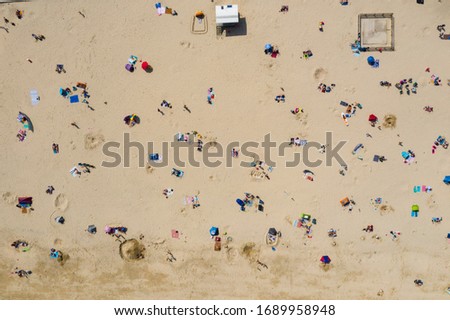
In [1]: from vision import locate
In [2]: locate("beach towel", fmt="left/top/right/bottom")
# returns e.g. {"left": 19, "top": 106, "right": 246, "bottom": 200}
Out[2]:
{"left": 293, "top": 219, "right": 302, "bottom": 228}
{"left": 70, "top": 95, "right": 79, "bottom": 103}
{"left": 171, "top": 229, "right": 179, "bottom": 239}
{"left": 157, "top": 7, "right": 165, "bottom": 15}
{"left": 70, "top": 166, "right": 80, "bottom": 177}
{"left": 413, "top": 185, "right": 421, "bottom": 193}
{"left": 184, "top": 196, "right": 198, "bottom": 205}
{"left": 30, "top": 90, "right": 39, "bottom": 105}
{"left": 371, "top": 60, "right": 380, "bottom": 68}
{"left": 411, "top": 211, "right": 418, "bottom": 217}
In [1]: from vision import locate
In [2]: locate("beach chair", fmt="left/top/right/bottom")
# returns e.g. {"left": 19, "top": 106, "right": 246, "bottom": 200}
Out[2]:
{"left": 125, "top": 64, "right": 134, "bottom": 72}
{"left": 171, "top": 168, "right": 184, "bottom": 178}
{"left": 411, "top": 204, "right": 419, "bottom": 217}
{"left": 352, "top": 143, "right": 364, "bottom": 155}
{"left": 149, "top": 153, "right": 162, "bottom": 162}
{"left": 129, "top": 55, "right": 138, "bottom": 65}
{"left": 214, "top": 237, "right": 221, "bottom": 251}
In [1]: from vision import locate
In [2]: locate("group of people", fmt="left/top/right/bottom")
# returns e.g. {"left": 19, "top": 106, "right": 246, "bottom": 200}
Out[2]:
{"left": 437, "top": 24, "right": 447, "bottom": 39}
{"left": 394, "top": 78, "right": 418, "bottom": 95}
{"left": 317, "top": 83, "right": 335, "bottom": 93}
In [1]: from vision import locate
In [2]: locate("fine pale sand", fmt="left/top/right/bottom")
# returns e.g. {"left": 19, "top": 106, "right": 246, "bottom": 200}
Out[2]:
{"left": 1, "top": 0, "right": 449, "bottom": 299}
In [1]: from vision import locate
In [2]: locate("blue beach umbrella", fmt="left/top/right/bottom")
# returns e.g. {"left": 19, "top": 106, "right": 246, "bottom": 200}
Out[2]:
{"left": 320, "top": 255, "right": 331, "bottom": 264}
{"left": 209, "top": 227, "right": 219, "bottom": 237}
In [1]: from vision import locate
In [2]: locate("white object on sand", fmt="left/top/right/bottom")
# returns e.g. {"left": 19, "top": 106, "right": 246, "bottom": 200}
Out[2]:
{"left": 30, "top": 89, "right": 39, "bottom": 105}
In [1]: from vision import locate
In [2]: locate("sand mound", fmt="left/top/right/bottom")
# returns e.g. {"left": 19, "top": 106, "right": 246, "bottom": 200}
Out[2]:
{"left": 313, "top": 68, "right": 327, "bottom": 81}
{"left": 84, "top": 133, "right": 105, "bottom": 150}
{"left": 382, "top": 114, "right": 397, "bottom": 129}
{"left": 54, "top": 194, "right": 69, "bottom": 212}
{"left": 2, "top": 192, "right": 17, "bottom": 205}
{"left": 145, "top": 163, "right": 154, "bottom": 174}
{"left": 379, "top": 204, "right": 394, "bottom": 215}
{"left": 119, "top": 239, "right": 145, "bottom": 261}
{"left": 240, "top": 242, "right": 259, "bottom": 262}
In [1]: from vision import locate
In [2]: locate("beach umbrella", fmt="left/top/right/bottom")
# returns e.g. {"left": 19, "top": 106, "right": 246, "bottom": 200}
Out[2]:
{"left": 210, "top": 226, "right": 219, "bottom": 236}
{"left": 367, "top": 56, "right": 375, "bottom": 66}
{"left": 303, "top": 170, "right": 315, "bottom": 175}
{"left": 265, "top": 44, "right": 272, "bottom": 50}
{"left": 368, "top": 114, "right": 378, "bottom": 122}
{"left": 268, "top": 228, "right": 277, "bottom": 236}
{"left": 320, "top": 255, "right": 331, "bottom": 264}
{"left": 141, "top": 61, "right": 149, "bottom": 70}
{"left": 104, "top": 226, "right": 112, "bottom": 234}
{"left": 412, "top": 204, "right": 419, "bottom": 212}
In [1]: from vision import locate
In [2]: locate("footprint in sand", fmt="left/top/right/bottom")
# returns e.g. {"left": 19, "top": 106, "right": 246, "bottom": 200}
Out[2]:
{"left": 2, "top": 192, "right": 18, "bottom": 205}
{"left": 179, "top": 41, "right": 192, "bottom": 49}
{"left": 84, "top": 133, "right": 105, "bottom": 150}
{"left": 313, "top": 67, "right": 327, "bottom": 82}
{"left": 54, "top": 194, "right": 69, "bottom": 212}
{"left": 226, "top": 247, "right": 238, "bottom": 262}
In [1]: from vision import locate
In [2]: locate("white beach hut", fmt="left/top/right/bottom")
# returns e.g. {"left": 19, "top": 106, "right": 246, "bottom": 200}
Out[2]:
{"left": 215, "top": 4, "right": 239, "bottom": 27}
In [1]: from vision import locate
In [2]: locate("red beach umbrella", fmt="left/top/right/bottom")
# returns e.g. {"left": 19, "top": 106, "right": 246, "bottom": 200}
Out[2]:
{"left": 368, "top": 114, "right": 378, "bottom": 122}
{"left": 141, "top": 61, "right": 149, "bottom": 70}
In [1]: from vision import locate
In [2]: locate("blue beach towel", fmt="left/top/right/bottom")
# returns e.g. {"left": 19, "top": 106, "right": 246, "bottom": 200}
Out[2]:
{"left": 70, "top": 95, "right": 79, "bottom": 103}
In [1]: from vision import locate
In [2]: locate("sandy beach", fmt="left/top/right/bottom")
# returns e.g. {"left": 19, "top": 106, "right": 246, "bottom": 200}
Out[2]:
{"left": 1, "top": 0, "right": 449, "bottom": 299}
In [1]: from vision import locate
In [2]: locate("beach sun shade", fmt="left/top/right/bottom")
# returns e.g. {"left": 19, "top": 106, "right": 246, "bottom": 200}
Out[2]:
{"left": 367, "top": 56, "right": 376, "bottom": 66}
{"left": 401, "top": 151, "right": 410, "bottom": 159}
{"left": 268, "top": 228, "right": 278, "bottom": 236}
{"left": 340, "top": 197, "right": 350, "bottom": 206}
{"left": 210, "top": 227, "right": 219, "bottom": 236}
{"left": 320, "top": 255, "right": 331, "bottom": 264}
{"left": 236, "top": 198, "right": 245, "bottom": 207}
{"left": 443, "top": 176, "right": 450, "bottom": 185}
{"left": 18, "top": 112, "right": 34, "bottom": 132}
{"left": 18, "top": 197, "right": 33, "bottom": 207}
